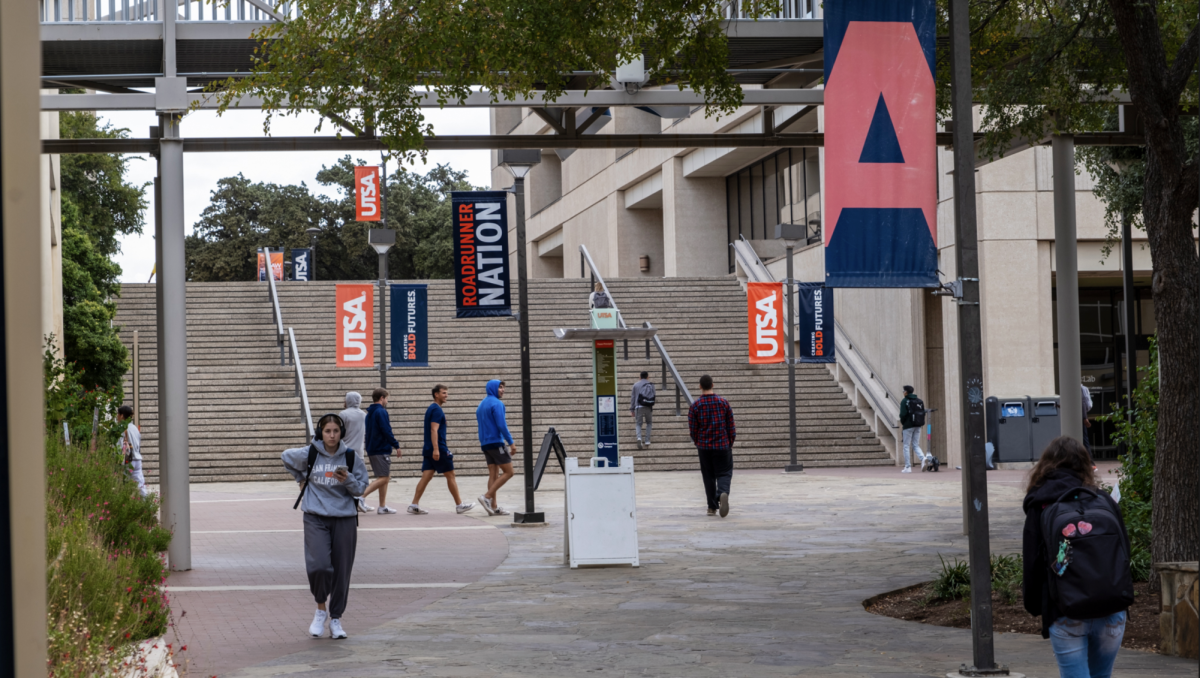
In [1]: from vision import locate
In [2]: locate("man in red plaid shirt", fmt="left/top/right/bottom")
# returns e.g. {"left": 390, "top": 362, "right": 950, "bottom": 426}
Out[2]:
{"left": 688, "top": 374, "right": 736, "bottom": 517}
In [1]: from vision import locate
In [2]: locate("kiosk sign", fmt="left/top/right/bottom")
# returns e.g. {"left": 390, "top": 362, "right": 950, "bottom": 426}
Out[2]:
{"left": 593, "top": 339, "right": 619, "bottom": 467}
{"left": 452, "top": 191, "right": 512, "bottom": 318}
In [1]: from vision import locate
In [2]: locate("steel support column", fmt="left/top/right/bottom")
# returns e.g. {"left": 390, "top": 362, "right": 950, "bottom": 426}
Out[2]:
{"left": 157, "top": 112, "right": 191, "bottom": 571}
{"left": 512, "top": 176, "right": 543, "bottom": 524}
{"left": 784, "top": 246, "right": 802, "bottom": 473}
{"left": 1052, "top": 134, "right": 1083, "bottom": 442}
{"left": 948, "top": 0, "right": 1000, "bottom": 673}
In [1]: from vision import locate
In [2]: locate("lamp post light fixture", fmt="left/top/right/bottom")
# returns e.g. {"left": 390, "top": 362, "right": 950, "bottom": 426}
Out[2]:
{"left": 499, "top": 148, "right": 543, "bottom": 524}
{"left": 775, "top": 222, "right": 806, "bottom": 474}
{"left": 369, "top": 228, "right": 396, "bottom": 388}
{"left": 305, "top": 226, "right": 322, "bottom": 281}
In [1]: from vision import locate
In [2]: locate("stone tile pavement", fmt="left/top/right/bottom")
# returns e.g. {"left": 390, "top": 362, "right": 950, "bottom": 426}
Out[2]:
{"left": 174, "top": 466, "right": 1196, "bottom": 677}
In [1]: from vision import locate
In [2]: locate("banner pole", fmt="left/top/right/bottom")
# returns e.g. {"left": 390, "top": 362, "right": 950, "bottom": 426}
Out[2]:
{"left": 785, "top": 246, "right": 802, "bottom": 473}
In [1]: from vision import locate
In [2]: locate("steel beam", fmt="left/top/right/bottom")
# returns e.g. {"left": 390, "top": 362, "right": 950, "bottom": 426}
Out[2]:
{"left": 1053, "top": 134, "right": 1084, "bottom": 443}
{"left": 157, "top": 113, "right": 191, "bottom": 572}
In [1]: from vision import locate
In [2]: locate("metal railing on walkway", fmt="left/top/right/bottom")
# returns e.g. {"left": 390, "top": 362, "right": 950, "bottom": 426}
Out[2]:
{"left": 579, "top": 245, "right": 695, "bottom": 415}
{"left": 263, "top": 247, "right": 286, "bottom": 365}
{"left": 263, "top": 247, "right": 314, "bottom": 441}
{"left": 287, "top": 327, "right": 314, "bottom": 442}
{"left": 40, "top": 0, "right": 296, "bottom": 23}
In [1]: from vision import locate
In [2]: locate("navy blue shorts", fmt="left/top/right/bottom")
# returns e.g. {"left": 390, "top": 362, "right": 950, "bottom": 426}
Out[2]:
{"left": 421, "top": 451, "right": 454, "bottom": 474}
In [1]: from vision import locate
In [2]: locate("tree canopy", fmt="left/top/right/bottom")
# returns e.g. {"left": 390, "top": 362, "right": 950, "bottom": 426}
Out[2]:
{"left": 185, "top": 158, "right": 477, "bottom": 281}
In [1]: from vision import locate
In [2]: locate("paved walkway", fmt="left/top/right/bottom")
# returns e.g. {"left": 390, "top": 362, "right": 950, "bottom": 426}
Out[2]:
{"left": 172, "top": 466, "right": 1196, "bottom": 677}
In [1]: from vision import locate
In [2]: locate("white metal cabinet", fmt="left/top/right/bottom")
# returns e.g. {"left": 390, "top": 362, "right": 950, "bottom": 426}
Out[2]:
{"left": 564, "top": 456, "right": 639, "bottom": 568}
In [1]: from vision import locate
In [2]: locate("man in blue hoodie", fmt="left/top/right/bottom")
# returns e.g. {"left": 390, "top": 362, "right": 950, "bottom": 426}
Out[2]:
{"left": 361, "top": 388, "right": 403, "bottom": 514}
{"left": 475, "top": 379, "right": 516, "bottom": 516}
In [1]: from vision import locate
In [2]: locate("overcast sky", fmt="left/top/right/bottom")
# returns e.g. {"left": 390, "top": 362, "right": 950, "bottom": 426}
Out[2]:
{"left": 99, "top": 107, "right": 492, "bottom": 283}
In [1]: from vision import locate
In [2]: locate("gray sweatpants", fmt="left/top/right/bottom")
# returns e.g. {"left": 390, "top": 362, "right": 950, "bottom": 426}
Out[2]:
{"left": 635, "top": 406, "right": 653, "bottom": 443}
{"left": 303, "top": 513, "right": 358, "bottom": 618}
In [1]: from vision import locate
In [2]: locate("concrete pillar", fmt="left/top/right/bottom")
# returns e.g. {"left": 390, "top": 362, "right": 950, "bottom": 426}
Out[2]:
{"left": 612, "top": 202, "right": 664, "bottom": 277}
{"left": 661, "top": 157, "right": 728, "bottom": 276}
{"left": 1052, "top": 135, "right": 1083, "bottom": 442}
{"left": 157, "top": 113, "right": 191, "bottom": 571}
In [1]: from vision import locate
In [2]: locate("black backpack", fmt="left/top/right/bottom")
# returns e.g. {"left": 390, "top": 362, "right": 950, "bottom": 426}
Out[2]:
{"left": 907, "top": 398, "right": 926, "bottom": 427}
{"left": 592, "top": 291, "right": 613, "bottom": 308}
{"left": 293, "top": 443, "right": 357, "bottom": 510}
{"left": 638, "top": 384, "right": 656, "bottom": 408}
{"left": 1040, "top": 486, "right": 1133, "bottom": 619}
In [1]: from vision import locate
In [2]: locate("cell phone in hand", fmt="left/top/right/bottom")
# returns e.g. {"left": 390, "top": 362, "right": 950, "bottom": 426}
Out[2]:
{"left": 335, "top": 465, "right": 349, "bottom": 474}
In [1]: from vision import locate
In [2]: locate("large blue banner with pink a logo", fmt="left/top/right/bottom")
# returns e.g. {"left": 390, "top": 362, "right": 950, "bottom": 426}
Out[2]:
{"left": 823, "top": 0, "right": 939, "bottom": 288}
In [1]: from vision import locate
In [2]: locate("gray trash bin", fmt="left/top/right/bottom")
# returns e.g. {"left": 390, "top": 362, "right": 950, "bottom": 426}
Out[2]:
{"left": 1028, "top": 396, "right": 1061, "bottom": 461}
{"left": 986, "top": 396, "right": 1034, "bottom": 463}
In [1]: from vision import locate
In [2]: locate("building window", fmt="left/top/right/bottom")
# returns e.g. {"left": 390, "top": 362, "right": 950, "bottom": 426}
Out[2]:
{"left": 725, "top": 148, "right": 820, "bottom": 272}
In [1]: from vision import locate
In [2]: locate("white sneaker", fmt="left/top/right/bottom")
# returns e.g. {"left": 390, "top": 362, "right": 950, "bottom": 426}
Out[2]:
{"left": 901, "top": 467, "right": 913, "bottom": 473}
{"left": 377, "top": 506, "right": 397, "bottom": 514}
{"left": 479, "top": 495, "right": 496, "bottom": 516}
{"left": 644, "top": 440, "right": 651, "bottom": 447}
{"left": 636, "top": 438, "right": 643, "bottom": 450}
{"left": 407, "top": 504, "right": 428, "bottom": 515}
{"left": 356, "top": 498, "right": 373, "bottom": 513}
{"left": 493, "top": 505, "right": 511, "bottom": 516}
{"left": 329, "top": 618, "right": 347, "bottom": 639}
{"left": 456, "top": 502, "right": 476, "bottom": 514}
{"left": 309, "top": 609, "right": 328, "bottom": 637}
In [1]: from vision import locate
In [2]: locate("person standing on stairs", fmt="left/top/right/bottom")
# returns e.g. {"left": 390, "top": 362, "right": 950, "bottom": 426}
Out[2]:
{"left": 409, "top": 384, "right": 475, "bottom": 515}
{"left": 281, "top": 413, "right": 369, "bottom": 640}
{"left": 688, "top": 374, "right": 736, "bottom": 518}
{"left": 476, "top": 379, "right": 516, "bottom": 516}
{"left": 339, "top": 391, "right": 371, "bottom": 513}
{"left": 360, "top": 388, "right": 403, "bottom": 514}
{"left": 630, "top": 371, "right": 656, "bottom": 449}
{"left": 898, "top": 386, "right": 928, "bottom": 473}
{"left": 589, "top": 282, "right": 613, "bottom": 309}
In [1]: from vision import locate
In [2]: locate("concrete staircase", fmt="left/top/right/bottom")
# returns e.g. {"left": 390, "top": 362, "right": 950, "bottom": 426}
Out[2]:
{"left": 115, "top": 278, "right": 891, "bottom": 483}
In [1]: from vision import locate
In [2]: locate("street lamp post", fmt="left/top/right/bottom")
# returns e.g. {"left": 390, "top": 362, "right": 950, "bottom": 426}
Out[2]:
{"left": 369, "top": 228, "right": 396, "bottom": 388}
{"left": 305, "top": 226, "right": 321, "bottom": 281}
{"left": 499, "top": 149, "right": 543, "bottom": 524}
{"left": 775, "top": 223, "right": 805, "bottom": 473}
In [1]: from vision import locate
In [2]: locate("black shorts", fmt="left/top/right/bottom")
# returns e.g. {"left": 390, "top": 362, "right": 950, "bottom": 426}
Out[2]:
{"left": 482, "top": 444, "right": 512, "bottom": 466}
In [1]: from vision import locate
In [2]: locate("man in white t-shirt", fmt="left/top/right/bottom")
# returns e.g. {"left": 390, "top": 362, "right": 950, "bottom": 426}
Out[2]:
{"left": 118, "top": 406, "right": 148, "bottom": 497}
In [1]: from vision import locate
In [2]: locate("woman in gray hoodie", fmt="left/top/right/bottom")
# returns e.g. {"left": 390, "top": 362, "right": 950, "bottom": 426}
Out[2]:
{"left": 281, "top": 413, "right": 370, "bottom": 639}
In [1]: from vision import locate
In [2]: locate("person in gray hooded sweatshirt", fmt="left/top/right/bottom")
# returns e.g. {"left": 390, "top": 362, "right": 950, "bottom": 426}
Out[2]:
{"left": 281, "top": 413, "right": 369, "bottom": 640}
{"left": 339, "top": 392, "right": 371, "bottom": 513}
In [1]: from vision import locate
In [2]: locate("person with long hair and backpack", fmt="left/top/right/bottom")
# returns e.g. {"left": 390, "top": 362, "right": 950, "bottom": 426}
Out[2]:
{"left": 281, "top": 413, "right": 369, "bottom": 640}
{"left": 1022, "top": 436, "right": 1133, "bottom": 678}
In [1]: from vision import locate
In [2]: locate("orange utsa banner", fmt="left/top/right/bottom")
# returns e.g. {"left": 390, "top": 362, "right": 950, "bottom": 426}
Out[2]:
{"left": 747, "top": 282, "right": 784, "bottom": 364}
{"left": 354, "top": 166, "right": 382, "bottom": 222}
{"left": 336, "top": 284, "right": 374, "bottom": 367}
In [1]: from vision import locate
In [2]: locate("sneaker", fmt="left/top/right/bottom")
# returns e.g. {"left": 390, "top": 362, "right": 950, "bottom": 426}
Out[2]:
{"left": 718, "top": 492, "right": 730, "bottom": 518}
{"left": 479, "top": 495, "right": 496, "bottom": 516}
{"left": 706, "top": 508, "right": 716, "bottom": 516}
{"left": 636, "top": 438, "right": 643, "bottom": 450}
{"left": 493, "top": 505, "right": 511, "bottom": 516}
{"left": 644, "top": 440, "right": 651, "bottom": 447}
{"left": 901, "top": 467, "right": 912, "bottom": 473}
{"left": 329, "top": 618, "right": 347, "bottom": 640}
{"left": 356, "top": 497, "right": 373, "bottom": 513}
{"left": 407, "top": 505, "right": 428, "bottom": 515}
{"left": 377, "top": 506, "right": 397, "bottom": 514}
{"left": 456, "top": 502, "right": 476, "bottom": 514}
{"left": 309, "top": 609, "right": 328, "bottom": 637}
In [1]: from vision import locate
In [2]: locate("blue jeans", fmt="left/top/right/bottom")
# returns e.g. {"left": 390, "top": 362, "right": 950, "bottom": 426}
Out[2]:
{"left": 1049, "top": 611, "right": 1126, "bottom": 678}
{"left": 902, "top": 427, "right": 924, "bottom": 468}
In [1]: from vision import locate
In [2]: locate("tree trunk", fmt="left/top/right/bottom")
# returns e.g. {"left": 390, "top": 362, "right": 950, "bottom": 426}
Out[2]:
{"left": 1108, "top": 0, "right": 1200, "bottom": 566}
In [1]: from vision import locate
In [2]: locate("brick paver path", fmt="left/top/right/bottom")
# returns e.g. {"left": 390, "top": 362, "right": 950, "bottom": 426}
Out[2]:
{"left": 165, "top": 476, "right": 510, "bottom": 676}
{"left": 211, "top": 465, "right": 1198, "bottom": 677}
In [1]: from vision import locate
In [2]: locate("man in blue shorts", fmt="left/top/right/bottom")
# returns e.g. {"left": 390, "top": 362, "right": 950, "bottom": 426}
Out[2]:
{"left": 476, "top": 379, "right": 515, "bottom": 516}
{"left": 408, "top": 384, "right": 475, "bottom": 515}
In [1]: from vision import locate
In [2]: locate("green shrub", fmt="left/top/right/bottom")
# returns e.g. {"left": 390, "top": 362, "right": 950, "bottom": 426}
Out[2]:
{"left": 44, "top": 336, "right": 124, "bottom": 449}
{"left": 928, "top": 553, "right": 1024, "bottom": 605}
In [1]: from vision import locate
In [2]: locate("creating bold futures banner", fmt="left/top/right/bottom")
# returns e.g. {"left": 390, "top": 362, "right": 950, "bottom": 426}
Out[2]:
{"left": 796, "top": 283, "right": 836, "bottom": 363}
{"left": 747, "top": 282, "right": 784, "bottom": 364}
{"left": 452, "top": 191, "right": 512, "bottom": 318}
{"left": 336, "top": 284, "right": 374, "bottom": 367}
{"left": 824, "top": 0, "right": 938, "bottom": 287}
{"left": 291, "top": 248, "right": 312, "bottom": 281}
{"left": 390, "top": 284, "right": 428, "bottom": 367}
{"left": 355, "top": 166, "right": 382, "bottom": 222}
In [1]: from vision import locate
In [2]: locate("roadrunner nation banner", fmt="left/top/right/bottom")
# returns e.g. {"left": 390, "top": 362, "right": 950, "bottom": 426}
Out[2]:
{"left": 452, "top": 191, "right": 512, "bottom": 318}
{"left": 336, "top": 284, "right": 374, "bottom": 367}
{"left": 824, "top": 0, "right": 938, "bottom": 287}
{"left": 747, "top": 282, "right": 784, "bottom": 365}
{"left": 796, "top": 283, "right": 836, "bottom": 363}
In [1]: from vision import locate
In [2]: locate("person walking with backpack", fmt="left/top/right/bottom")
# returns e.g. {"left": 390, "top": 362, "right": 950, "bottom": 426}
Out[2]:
{"left": 589, "top": 282, "right": 613, "bottom": 309}
{"left": 281, "top": 413, "right": 369, "bottom": 640}
{"left": 339, "top": 391, "right": 371, "bottom": 513}
{"left": 476, "top": 379, "right": 515, "bottom": 516}
{"left": 629, "top": 371, "right": 656, "bottom": 449}
{"left": 898, "top": 385, "right": 928, "bottom": 472}
{"left": 1022, "top": 436, "right": 1132, "bottom": 678}
{"left": 360, "top": 388, "right": 403, "bottom": 514}
{"left": 688, "top": 374, "right": 736, "bottom": 517}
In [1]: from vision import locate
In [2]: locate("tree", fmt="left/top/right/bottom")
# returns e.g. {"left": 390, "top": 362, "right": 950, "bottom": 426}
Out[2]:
{"left": 58, "top": 112, "right": 148, "bottom": 392}
{"left": 186, "top": 159, "right": 478, "bottom": 281}
{"left": 950, "top": 0, "right": 1198, "bottom": 565}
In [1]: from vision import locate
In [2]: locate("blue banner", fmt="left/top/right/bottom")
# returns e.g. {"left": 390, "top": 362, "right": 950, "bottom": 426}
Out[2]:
{"left": 390, "top": 284, "right": 428, "bottom": 367}
{"left": 796, "top": 283, "right": 835, "bottom": 363}
{"left": 823, "top": 0, "right": 939, "bottom": 288}
{"left": 291, "top": 248, "right": 312, "bottom": 281}
{"left": 452, "top": 191, "right": 512, "bottom": 318}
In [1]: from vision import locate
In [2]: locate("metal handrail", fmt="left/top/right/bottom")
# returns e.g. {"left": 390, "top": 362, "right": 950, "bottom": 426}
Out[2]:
{"left": 288, "top": 327, "right": 314, "bottom": 442}
{"left": 263, "top": 247, "right": 285, "bottom": 365}
{"left": 732, "top": 235, "right": 774, "bottom": 283}
{"left": 578, "top": 244, "right": 695, "bottom": 411}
